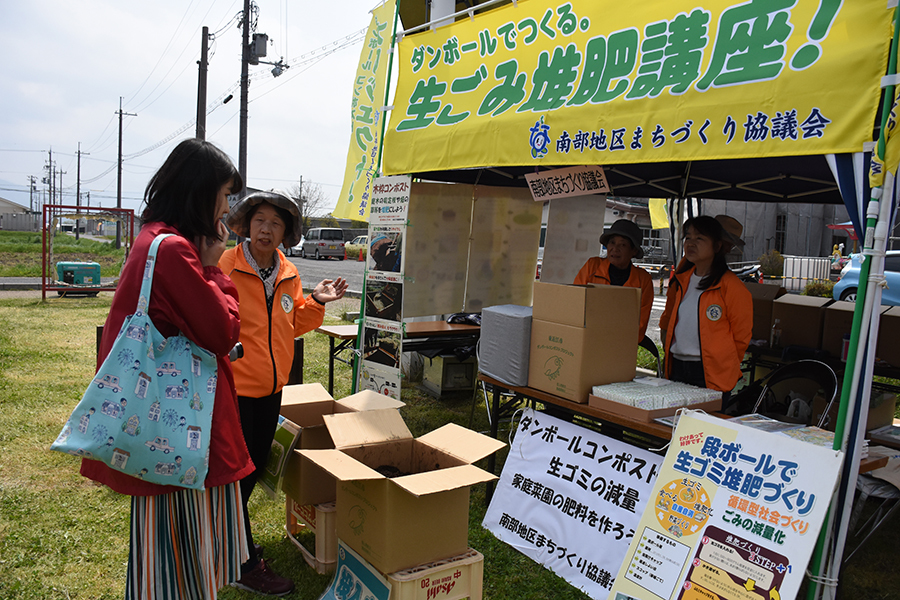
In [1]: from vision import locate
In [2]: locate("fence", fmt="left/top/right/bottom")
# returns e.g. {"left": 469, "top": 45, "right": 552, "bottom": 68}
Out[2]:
{"left": 0, "top": 212, "right": 40, "bottom": 232}
{"left": 781, "top": 255, "right": 832, "bottom": 291}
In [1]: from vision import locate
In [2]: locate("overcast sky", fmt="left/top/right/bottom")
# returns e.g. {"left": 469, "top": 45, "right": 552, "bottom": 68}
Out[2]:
{"left": 0, "top": 0, "right": 387, "bottom": 215}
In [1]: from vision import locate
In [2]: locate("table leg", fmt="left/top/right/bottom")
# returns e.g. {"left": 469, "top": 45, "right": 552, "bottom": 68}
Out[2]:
{"left": 485, "top": 383, "right": 502, "bottom": 506}
{"left": 328, "top": 336, "right": 336, "bottom": 396}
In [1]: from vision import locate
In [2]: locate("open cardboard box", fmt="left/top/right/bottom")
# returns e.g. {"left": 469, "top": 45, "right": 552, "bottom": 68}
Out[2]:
{"left": 280, "top": 384, "right": 404, "bottom": 505}
{"left": 299, "top": 409, "right": 506, "bottom": 574}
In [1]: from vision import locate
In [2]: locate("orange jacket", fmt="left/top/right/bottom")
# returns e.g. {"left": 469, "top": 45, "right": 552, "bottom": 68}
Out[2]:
{"left": 659, "top": 266, "right": 752, "bottom": 392}
{"left": 219, "top": 245, "right": 325, "bottom": 398}
{"left": 573, "top": 257, "right": 653, "bottom": 343}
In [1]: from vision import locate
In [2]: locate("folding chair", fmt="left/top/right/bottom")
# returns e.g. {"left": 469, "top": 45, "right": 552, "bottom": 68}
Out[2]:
{"left": 750, "top": 359, "right": 838, "bottom": 427}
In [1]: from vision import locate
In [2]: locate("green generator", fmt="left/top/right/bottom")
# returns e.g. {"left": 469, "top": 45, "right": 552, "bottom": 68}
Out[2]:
{"left": 56, "top": 262, "right": 101, "bottom": 286}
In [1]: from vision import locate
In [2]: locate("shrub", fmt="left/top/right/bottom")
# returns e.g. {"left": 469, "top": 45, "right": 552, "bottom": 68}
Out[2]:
{"left": 759, "top": 249, "right": 784, "bottom": 278}
{"left": 803, "top": 279, "right": 834, "bottom": 297}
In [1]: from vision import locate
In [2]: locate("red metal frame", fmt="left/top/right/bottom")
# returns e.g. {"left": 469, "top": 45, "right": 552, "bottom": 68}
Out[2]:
{"left": 41, "top": 204, "right": 135, "bottom": 300}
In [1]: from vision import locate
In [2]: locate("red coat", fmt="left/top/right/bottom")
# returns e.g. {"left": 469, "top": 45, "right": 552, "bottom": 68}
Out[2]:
{"left": 218, "top": 245, "right": 325, "bottom": 398}
{"left": 573, "top": 257, "right": 654, "bottom": 343}
{"left": 80, "top": 222, "right": 254, "bottom": 496}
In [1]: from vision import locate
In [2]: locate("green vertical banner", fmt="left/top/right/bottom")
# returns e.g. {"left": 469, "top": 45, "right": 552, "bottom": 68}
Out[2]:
{"left": 333, "top": 0, "right": 397, "bottom": 221}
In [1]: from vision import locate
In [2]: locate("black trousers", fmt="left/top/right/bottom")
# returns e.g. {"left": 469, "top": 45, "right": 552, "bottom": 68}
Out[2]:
{"left": 669, "top": 357, "right": 706, "bottom": 388}
{"left": 237, "top": 390, "right": 283, "bottom": 570}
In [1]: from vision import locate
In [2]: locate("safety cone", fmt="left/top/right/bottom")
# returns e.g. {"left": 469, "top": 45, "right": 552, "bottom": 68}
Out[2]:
{"left": 358, "top": 249, "right": 364, "bottom": 262}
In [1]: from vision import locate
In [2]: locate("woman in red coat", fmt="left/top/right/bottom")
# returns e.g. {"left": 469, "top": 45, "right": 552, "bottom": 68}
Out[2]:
{"left": 80, "top": 139, "right": 254, "bottom": 600}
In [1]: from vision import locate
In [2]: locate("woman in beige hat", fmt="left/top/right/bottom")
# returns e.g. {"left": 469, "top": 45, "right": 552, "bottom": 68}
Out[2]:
{"left": 219, "top": 189, "right": 347, "bottom": 595}
{"left": 660, "top": 215, "right": 752, "bottom": 394}
{"left": 573, "top": 218, "right": 654, "bottom": 343}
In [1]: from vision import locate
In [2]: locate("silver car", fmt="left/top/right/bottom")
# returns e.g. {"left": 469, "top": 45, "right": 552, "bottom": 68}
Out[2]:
{"left": 301, "top": 228, "right": 346, "bottom": 260}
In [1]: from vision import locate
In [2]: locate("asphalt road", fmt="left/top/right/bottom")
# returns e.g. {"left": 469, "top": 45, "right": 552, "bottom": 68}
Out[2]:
{"left": 286, "top": 254, "right": 366, "bottom": 295}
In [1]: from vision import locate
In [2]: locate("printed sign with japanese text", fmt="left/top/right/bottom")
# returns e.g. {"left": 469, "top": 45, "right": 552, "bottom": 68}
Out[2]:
{"left": 524, "top": 165, "right": 609, "bottom": 201}
{"left": 384, "top": 0, "right": 889, "bottom": 175}
{"left": 334, "top": 0, "right": 396, "bottom": 220}
{"left": 483, "top": 408, "right": 663, "bottom": 598}
{"left": 609, "top": 411, "right": 842, "bottom": 600}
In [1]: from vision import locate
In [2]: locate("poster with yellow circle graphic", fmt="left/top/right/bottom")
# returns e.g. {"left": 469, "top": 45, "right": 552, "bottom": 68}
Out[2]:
{"left": 655, "top": 478, "right": 712, "bottom": 540}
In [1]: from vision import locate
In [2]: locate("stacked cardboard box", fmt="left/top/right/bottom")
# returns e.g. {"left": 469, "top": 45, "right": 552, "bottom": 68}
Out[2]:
{"left": 528, "top": 282, "right": 639, "bottom": 403}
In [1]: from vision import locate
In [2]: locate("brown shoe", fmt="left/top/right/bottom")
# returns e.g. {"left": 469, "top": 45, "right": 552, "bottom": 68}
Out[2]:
{"left": 232, "top": 559, "right": 294, "bottom": 596}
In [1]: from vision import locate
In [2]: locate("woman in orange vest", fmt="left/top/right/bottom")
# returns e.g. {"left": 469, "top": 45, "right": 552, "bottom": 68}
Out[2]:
{"left": 573, "top": 219, "right": 653, "bottom": 343}
{"left": 219, "top": 190, "right": 348, "bottom": 595}
{"left": 660, "top": 215, "right": 752, "bottom": 393}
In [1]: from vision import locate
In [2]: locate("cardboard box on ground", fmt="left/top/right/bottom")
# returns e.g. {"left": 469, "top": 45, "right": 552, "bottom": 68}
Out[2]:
{"left": 528, "top": 282, "right": 639, "bottom": 403}
{"left": 299, "top": 408, "right": 506, "bottom": 574}
{"left": 275, "top": 383, "right": 404, "bottom": 506}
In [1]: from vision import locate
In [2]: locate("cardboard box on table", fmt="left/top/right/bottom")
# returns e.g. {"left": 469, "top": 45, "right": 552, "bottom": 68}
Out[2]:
{"left": 821, "top": 301, "right": 858, "bottom": 358}
{"left": 745, "top": 282, "right": 787, "bottom": 341}
{"left": 812, "top": 392, "right": 896, "bottom": 433}
{"left": 299, "top": 409, "right": 506, "bottom": 574}
{"left": 877, "top": 306, "right": 900, "bottom": 367}
{"left": 279, "top": 384, "right": 404, "bottom": 506}
{"left": 528, "top": 282, "right": 639, "bottom": 403}
{"left": 771, "top": 295, "right": 832, "bottom": 349}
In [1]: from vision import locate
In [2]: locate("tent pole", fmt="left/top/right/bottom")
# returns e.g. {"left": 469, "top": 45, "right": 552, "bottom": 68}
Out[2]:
{"left": 807, "top": 7, "right": 900, "bottom": 599}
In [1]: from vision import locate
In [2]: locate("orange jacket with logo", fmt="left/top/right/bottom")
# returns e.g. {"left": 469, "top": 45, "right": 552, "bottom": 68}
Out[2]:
{"left": 219, "top": 246, "right": 325, "bottom": 398}
{"left": 659, "top": 266, "right": 752, "bottom": 392}
{"left": 573, "top": 257, "right": 654, "bottom": 343}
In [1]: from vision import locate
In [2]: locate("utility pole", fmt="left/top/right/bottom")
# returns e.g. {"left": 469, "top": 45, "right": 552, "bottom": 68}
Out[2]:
{"left": 27, "top": 176, "right": 37, "bottom": 213}
{"left": 239, "top": 0, "right": 251, "bottom": 195}
{"left": 116, "top": 97, "right": 137, "bottom": 249}
{"left": 196, "top": 26, "right": 210, "bottom": 140}
{"left": 44, "top": 148, "right": 54, "bottom": 206}
{"left": 76, "top": 143, "right": 89, "bottom": 240}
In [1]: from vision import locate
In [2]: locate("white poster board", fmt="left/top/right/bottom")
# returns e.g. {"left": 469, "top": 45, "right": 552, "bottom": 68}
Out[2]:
{"left": 483, "top": 408, "right": 663, "bottom": 598}
{"left": 609, "top": 411, "right": 842, "bottom": 600}
{"left": 539, "top": 196, "right": 608, "bottom": 285}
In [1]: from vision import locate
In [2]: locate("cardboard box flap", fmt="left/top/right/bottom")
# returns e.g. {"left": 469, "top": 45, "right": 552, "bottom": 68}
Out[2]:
{"left": 297, "top": 448, "right": 383, "bottom": 481}
{"left": 745, "top": 282, "right": 787, "bottom": 300}
{"left": 280, "top": 383, "right": 336, "bottom": 427}
{"left": 393, "top": 463, "right": 497, "bottom": 497}
{"left": 336, "top": 389, "right": 405, "bottom": 412}
{"left": 418, "top": 423, "right": 506, "bottom": 463}
{"left": 323, "top": 408, "right": 412, "bottom": 449}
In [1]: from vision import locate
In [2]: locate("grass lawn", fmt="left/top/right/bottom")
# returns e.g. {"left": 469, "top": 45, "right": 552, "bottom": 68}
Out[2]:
{"left": 0, "top": 231, "right": 126, "bottom": 278}
{"left": 0, "top": 293, "right": 897, "bottom": 599}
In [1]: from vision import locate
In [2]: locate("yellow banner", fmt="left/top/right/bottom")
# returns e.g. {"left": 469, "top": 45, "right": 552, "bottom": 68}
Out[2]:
{"left": 649, "top": 198, "right": 669, "bottom": 229}
{"left": 333, "top": 0, "right": 396, "bottom": 220}
{"left": 384, "top": 0, "right": 890, "bottom": 176}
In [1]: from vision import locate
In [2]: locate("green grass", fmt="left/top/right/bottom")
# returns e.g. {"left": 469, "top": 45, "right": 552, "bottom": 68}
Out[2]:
{"left": 0, "top": 230, "right": 126, "bottom": 277}
{"left": 0, "top": 294, "right": 896, "bottom": 599}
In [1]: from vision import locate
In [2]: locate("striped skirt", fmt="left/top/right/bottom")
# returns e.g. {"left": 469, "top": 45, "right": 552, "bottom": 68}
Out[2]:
{"left": 125, "top": 483, "right": 249, "bottom": 600}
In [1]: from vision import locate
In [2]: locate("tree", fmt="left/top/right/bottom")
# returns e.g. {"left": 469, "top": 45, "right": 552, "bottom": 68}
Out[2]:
{"left": 286, "top": 180, "right": 330, "bottom": 235}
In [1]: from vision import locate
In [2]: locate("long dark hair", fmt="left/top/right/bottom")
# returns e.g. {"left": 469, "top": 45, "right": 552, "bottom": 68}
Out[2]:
{"left": 141, "top": 139, "right": 243, "bottom": 241}
{"left": 677, "top": 215, "right": 729, "bottom": 290}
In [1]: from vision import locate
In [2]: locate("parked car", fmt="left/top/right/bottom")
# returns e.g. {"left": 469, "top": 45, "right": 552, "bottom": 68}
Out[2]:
{"left": 349, "top": 235, "right": 368, "bottom": 247}
{"left": 301, "top": 227, "right": 345, "bottom": 260}
{"left": 832, "top": 250, "right": 900, "bottom": 305}
{"left": 283, "top": 236, "right": 305, "bottom": 256}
